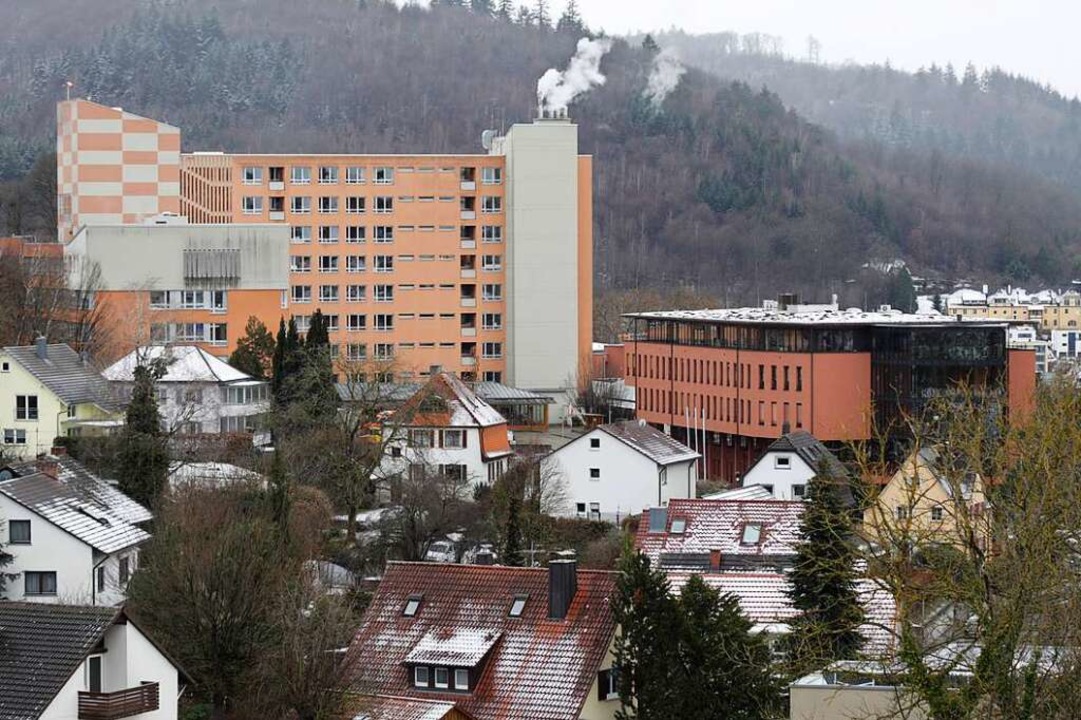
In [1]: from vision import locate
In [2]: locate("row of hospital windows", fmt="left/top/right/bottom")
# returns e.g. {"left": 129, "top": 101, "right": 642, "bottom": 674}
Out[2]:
{"left": 291, "top": 283, "right": 502, "bottom": 303}
{"left": 242, "top": 195, "right": 503, "bottom": 215}
{"left": 241, "top": 165, "right": 502, "bottom": 186}
{"left": 289, "top": 225, "right": 503, "bottom": 243}
{"left": 291, "top": 254, "right": 502, "bottom": 272}
{"left": 634, "top": 355, "right": 804, "bottom": 392}
{"left": 638, "top": 388, "right": 804, "bottom": 429}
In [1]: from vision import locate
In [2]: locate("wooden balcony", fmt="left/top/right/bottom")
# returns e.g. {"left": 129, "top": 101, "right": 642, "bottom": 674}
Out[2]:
{"left": 79, "top": 682, "right": 159, "bottom": 720}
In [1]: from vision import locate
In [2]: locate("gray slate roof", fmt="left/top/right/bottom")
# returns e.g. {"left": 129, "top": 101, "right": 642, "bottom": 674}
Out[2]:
{"left": 764, "top": 430, "right": 849, "bottom": 479}
{"left": 0, "top": 603, "right": 118, "bottom": 720}
{"left": 6, "top": 456, "right": 152, "bottom": 527}
{"left": 0, "top": 470, "right": 150, "bottom": 554}
{"left": 598, "top": 420, "right": 700, "bottom": 465}
{"left": 3, "top": 344, "right": 119, "bottom": 411}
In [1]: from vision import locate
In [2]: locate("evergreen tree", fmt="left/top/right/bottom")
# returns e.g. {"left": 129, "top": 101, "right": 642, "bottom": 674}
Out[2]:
{"left": 676, "top": 576, "right": 782, "bottom": 719}
{"left": 642, "top": 34, "right": 659, "bottom": 53}
{"left": 786, "top": 466, "right": 865, "bottom": 676}
{"left": 888, "top": 267, "right": 918, "bottom": 313}
{"left": 305, "top": 309, "right": 330, "bottom": 350}
{"left": 271, "top": 318, "right": 289, "bottom": 397}
{"left": 272, "top": 317, "right": 305, "bottom": 409}
{"left": 555, "top": 0, "right": 584, "bottom": 34}
{"left": 611, "top": 545, "right": 683, "bottom": 719}
{"left": 299, "top": 310, "right": 339, "bottom": 423}
{"left": 932, "top": 292, "right": 944, "bottom": 313}
{"left": 501, "top": 492, "right": 523, "bottom": 566}
{"left": 117, "top": 362, "right": 170, "bottom": 508}
{"left": 229, "top": 315, "right": 275, "bottom": 379}
{"left": 495, "top": 0, "right": 513, "bottom": 21}
{"left": 470, "top": 0, "right": 495, "bottom": 16}
{"left": 267, "top": 449, "right": 291, "bottom": 539}
{"left": 531, "top": 0, "right": 550, "bottom": 28}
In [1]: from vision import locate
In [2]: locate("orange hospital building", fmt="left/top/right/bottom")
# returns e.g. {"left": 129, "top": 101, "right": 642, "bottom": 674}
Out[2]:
{"left": 58, "top": 100, "right": 592, "bottom": 397}
{"left": 625, "top": 296, "right": 1036, "bottom": 482}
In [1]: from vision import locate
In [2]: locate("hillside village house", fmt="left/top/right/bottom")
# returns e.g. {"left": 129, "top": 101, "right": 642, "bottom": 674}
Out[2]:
{"left": 548, "top": 420, "right": 698, "bottom": 522}
{"left": 635, "top": 499, "right": 896, "bottom": 655}
{"left": 382, "top": 373, "right": 514, "bottom": 489}
{"left": 737, "top": 429, "right": 854, "bottom": 503}
{"left": 343, "top": 559, "right": 620, "bottom": 720}
{"left": 0, "top": 603, "right": 186, "bottom": 720}
{"left": 0, "top": 340, "right": 121, "bottom": 458}
{"left": 863, "top": 446, "right": 990, "bottom": 551}
{"left": 0, "top": 454, "right": 151, "bottom": 605}
{"left": 103, "top": 345, "right": 270, "bottom": 441}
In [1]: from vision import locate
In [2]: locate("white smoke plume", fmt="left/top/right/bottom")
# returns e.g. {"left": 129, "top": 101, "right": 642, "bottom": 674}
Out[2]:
{"left": 646, "top": 49, "right": 686, "bottom": 108}
{"left": 537, "top": 37, "right": 614, "bottom": 115}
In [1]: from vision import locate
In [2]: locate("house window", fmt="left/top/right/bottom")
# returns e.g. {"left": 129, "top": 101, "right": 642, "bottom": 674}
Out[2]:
{"left": 482, "top": 342, "right": 502, "bottom": 359}
{"left": 374, "top": 167, "right": 394, "bottom": 184}
{"left": 8, "top": 519, "right": 30, "bottom": 544}
{"left": 403, "top": 593, "right": 423, "bottom": 616}
{"left": 347, "top": 285, "right": 367, "bottom": 302}
{"left": 598, "top": 667, "right": 620, "bottom": 701}
{"left": 346, "top": 226, "right": 366, "bottom": 243}
{"left": 576, "top": 502, "right": 586, "bottom": 518}
{"left": 318, "top": 256, "right": 338, "bottom": 273}
{"left": 589, "top": 502, "right": 601, "bottom": 520}
{"left": 3, "top": 429, "right": 27, "bottom": 445}
{"left": 345, "top": 196, "right": 365, "bottom": 214}
{"left": 290, "top": 196, "right": 311, "bottom": 214}
{"left": 931, "top": 505, "right": 944, "bottom": 522}
{"left": 374, "top": 226, "right": 394, "bottom": 243}
{"left": 793, "top": 484, "right": 806, "bottom": 498}
{"left": 88, "top": 655, "right": 103, "bottom": 694}
{"left": 1, "top": 361, "right": 8, "bottom": 372}
{"left": 410, "top": 429, "right": 434, "bottom": 448}
{"left": 242, "top": 166, "right": 263, "bottom": 184}
{"left": 24, "top": 571, "right": 57, "bottom": 596}
{"left": 483, "top": 371, "right": 502, "bottom": 383}
{"left": 96, "top": 566, "right": 105, "bottom": 592}
{"left": 740, "top": 523, "right": 762, "bottom": 545}
{"left": 481, "top": 196, "right": 502, "bottom": 214}
{"left": 241, "top": 196, "right": 263, "bottom": 215}
{"left": 375, "top": 314, "right": 394, "bottom": 331}
{"left": 374, "top": 196, "right": 394, "bottom": 214}
{"left": 374, "top": 343, "right": 394, "bottom": 360}
{"left": 318, "top": 225, "right": 339, "bottom": 243}
{"left": 291, "top": 225, "right": 312, "bottom": 243}
{"left": 454, "top": 668, "right": 470, "bottom": 690}
{"left": 291, "top": 166, "right": 311, "bottom": 184}
{"left": 16, "top": 395, "right": 38, "bottom": 420}
{"left": 441, "top": 464, "right": 467, "bottom": 482}
{"left": 481, "top": 225, "right": 503, "bottom": 243}
{"left": 434, "top": 667, "right": 449, "bottom": 689}
{"left": 670, "top": 518, "right": 686, "bottom": 534}
{"left": 346, "top": 256, "right": 366, "bottom": 273}
{"left": 318, "top": 196, "right": 339, "bottom": 214}
{"left": 346, "top": 166, "right": 366, "bottom": 184}
{"left": 319, "top": 285, "right": 339, "bottom": 303}
{"left": 347, "top": 314, "right": 367, "bottom": 331}
{"left": 589, "top": 468, "right": 600, "bottom": 480}
{"left": 481, "top": 166, "right": 503, "bottom": 185}
{"left": 896, "top": 506, "right": 910, "bottom": 520}
{"left": 375, "top": 255, "right": 394, "bottom": 273}
{"left": 119, "top": 556, "right": 130, "bottom": 585}
{"left": 482, "top": 284, "right": 502, "bottom": 301}
{"left": 291, "top": 285, "right": 312, "bottom": 303}
{"left": 374, "top": 285, "right": 394, "bottom": 303}
{"left": 774, "top": 455, "right": 791, "bottom": 469}
{"left": 414, "top": 666, "right": 429, "bottom": 687}
{"left": 482, "top": 313, "right": 502, "bottom": 330}
{"left": 481, "top": 254, "right": 502, "bottom": 271}
{"left": 509, "top": 594, "right": 528, "bottom": 617}
{"left": 590, "top": 437, "right": 600, "bottom": 449}
{"left": 318, "top": 166, "right": 338, "bottom": 184}
{"left": 443, "top": 429, "right": 466, "bottom": 449}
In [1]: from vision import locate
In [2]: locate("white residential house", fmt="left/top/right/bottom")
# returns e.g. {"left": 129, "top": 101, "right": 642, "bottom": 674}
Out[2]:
{"left": 0, "top": 454, "right": 151, "bottom": 605}
{"left": 0, "top": 602, "right": 186, "bottom": 720}
{"left": 549, "top": 420, "right": 699, "bottom": 522}
{"left": 382, "top": 373, "right": 515, "bottom": 489}
{"left": 0, "top": 340, "right": 122, "bottom": 458}
{"left": 102, "top": 345, "right": 270, "bottom": 442}
{"left": 738, "top": 430, "right": 853, "bottom": 504}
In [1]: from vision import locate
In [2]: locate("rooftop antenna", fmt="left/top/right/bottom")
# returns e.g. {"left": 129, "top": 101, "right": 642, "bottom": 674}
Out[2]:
{"left": 65, "top": 80, "right": 73, "bottom": 101}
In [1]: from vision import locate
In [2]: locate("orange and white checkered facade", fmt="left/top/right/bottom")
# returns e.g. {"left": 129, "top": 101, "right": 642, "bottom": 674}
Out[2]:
{"left": 56, "top": 100, "right": 181, "bottom": 241}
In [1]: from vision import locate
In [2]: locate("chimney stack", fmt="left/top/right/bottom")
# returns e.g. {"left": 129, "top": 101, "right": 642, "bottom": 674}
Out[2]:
{"left": 36, "top": 454, "right": 59, "bottom": 479}
{"left": 548, "top": 553, "right": 578, "bottom": 620}
{"left": 35, "top": 336, "right": 48, "bottom": 361}
{"left": 429, "top": 365, "right": 442, "bottom": 377}
{"left": 781, "top": 420, "right": 791, "bottom": 435}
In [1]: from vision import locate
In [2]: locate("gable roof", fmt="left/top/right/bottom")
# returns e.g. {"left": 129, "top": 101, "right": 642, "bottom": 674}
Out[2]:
{"left": 573, "top": 420, "right": 698, "bottom": 465}
{"left": 2, "top": 343, "right": 119, "bottom": 411}
{"left": 402, "top": 374, "right": 507, "bottom": 429}
{"left": 703, "top": 484, "right": 775, "bottom": 501}
{"left": 350, "top": 695, "right": 474, "bottom": 720}
{"left": 635, "top": 498, "right": 804, "bottom": 565}
{"left": 102, "top": 345, "right": 255, "bottom": 384}
{"left": 756, "top": 431, "right": 848, "bottom": 479}
{"left": 0, "top": 603, "right": 119, "bottom": 720}
{"left": 6, "top": 455, "right": 152, "bottom": 526}
{"left": 345, "top": 562, "right": 616, "bottom": 720}
{"left": 0, "top": 469, "right": 150, "bottom": 554}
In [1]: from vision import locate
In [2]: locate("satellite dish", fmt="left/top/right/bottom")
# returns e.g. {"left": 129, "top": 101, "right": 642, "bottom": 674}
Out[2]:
{"left": 481, "top": 129, "right": 495, "bottom": 150}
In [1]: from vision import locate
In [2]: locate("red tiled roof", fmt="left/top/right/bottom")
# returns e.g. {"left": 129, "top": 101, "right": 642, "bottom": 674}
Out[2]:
{"left": 635, "top": 498, "right": 803, "bottom": 563}
{"left": 347, "top": 694, "right": 471, "bottom": 720}
{"left": 345, "top": 562, "right": 617, "bottom": 720}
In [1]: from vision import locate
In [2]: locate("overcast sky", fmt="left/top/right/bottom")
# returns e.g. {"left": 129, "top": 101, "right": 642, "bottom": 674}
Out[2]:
{"left": 565, "top": 0, "right": 1080, "bottom": 98}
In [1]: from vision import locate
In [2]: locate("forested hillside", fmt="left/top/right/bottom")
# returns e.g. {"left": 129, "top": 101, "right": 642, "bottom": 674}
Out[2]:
{"left": 3, "top": 0, "right": 1081, "bottom": 307}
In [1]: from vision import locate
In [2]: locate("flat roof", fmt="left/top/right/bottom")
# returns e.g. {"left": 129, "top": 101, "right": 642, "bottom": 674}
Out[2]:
{"left": 625, "top": 307, "right": 1009, "bottom": 328}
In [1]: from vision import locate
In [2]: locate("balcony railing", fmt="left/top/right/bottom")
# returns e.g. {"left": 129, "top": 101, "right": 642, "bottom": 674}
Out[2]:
{"left": 79, "top": 682, "right": 159, "bottom": 720}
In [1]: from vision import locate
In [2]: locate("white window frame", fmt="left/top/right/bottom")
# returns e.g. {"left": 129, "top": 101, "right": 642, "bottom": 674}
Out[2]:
{"left": 374, "top": 167, "right": 394, "bottom": 184}
{"left": 482, "top": 342, "right": 502, "bottom": 359}
{"left": 374, "top": 196, "right": 394, "bottom": 214}
{"left": 290, "top": 196, "right": 311, "bottom": 214}
{"left": 319, "top": 285, "right": 339, "bottom": 303}
{"left": 291, "top": 166, "right": 312, "bottom": 185}
{"left": 346, "top": 256, "right": 367, "bottom": 273}
{"left": 291, "top": 225, "right": 312, "bottom": 244}
{"left": 241, "top": 196, "right": 263, "bottom": 215}
{"left": 481, "top": 166, "right": 503, "bottom": 185}
{"left": 374, "top": 285, "right": 394, "bottom": 303}
{"left": 318, "top": 256, "right": 338, "bottom": 273}
{"left": 318, "top": 166, "right": 339, "bottom": 184}
{"left": 345, "top": 166, "right": 366, "bottom": 184}
{"left": 318, "top": 196, "right": 339, "bottom": 214}
{"left": 291, "top": 286, "right": 312, "bottom": 304}
{"left": 242, "top": 166, "right": 263, "bottom": 185}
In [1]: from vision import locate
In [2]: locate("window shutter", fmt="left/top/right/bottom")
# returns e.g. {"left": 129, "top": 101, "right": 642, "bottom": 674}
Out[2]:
{"left": 597, "top": 669, "right": 610, "bottom": 701}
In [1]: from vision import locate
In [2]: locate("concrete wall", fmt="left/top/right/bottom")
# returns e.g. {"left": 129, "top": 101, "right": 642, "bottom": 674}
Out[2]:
{"left": 498, "top": 119, "right": 580, "bottom": 394}
{"left": 790, "top": 684, "right": 920, "bottom": 720}
{"left": 551, "top": 429, "right": 695, "bottom": 522}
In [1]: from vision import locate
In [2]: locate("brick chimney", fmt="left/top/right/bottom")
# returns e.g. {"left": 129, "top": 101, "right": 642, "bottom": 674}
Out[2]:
{"left": 548, "top": 554, "right": 578, "bottom": 620}
{"left": 50, "top": 445, "right": 67, "bottom": 457}
{"left": 36, "top": 454, "right": 59, "bottom": 479}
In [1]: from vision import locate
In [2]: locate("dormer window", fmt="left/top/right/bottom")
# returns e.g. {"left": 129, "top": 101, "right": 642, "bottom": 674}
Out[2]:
{"left": 434, "top": 667, "right": 449, "bottom": 689}
{"left": 414, "top": 666, "right": 429, "bottom": 687}
{"left": 670, "top": 518, "right": 686, "bottom": 534}
{"left": 403, "top": 594, "right": 423, "bottom": 617}
{"left": 740, "top": 523, "right": 763, "bottom": 545}
{"left": 455, "top": 668, "right": 470, "bottom": 690}
{"left": 509, "top": 594, "right": 528, "bottom": 617}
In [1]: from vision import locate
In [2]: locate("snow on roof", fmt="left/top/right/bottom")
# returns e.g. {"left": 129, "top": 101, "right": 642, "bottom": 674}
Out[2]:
{"left": 595, "top": 420, "right": 699, "bottom": 465}
{"left": 102, "top": 345, "right": 255, "bottom": 384}
{"left": 624, "top": 306, "right": 1003, "bottom": 326}
{"left": 6, "top": 456, "right": 151, "bottom": 526}
{"left": 702, "top": 484, "right": 775, "bottom": 501}
{"left": 345, "top": 562, "right": 616, "bottom": 720}
{"left": 405, "top": 628, "right": 503, "bottom": 667}
{"left": 350, "top": 696, "right": 462, "bottom": 720}
{"left": 636, "top": 498, "right": 803, "bottom": 562}
{"left": 169, "top": 462, "right": 264, "bottom": 489}
{"left": 404, "top": 373, "right": 507, "bottom": 429}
